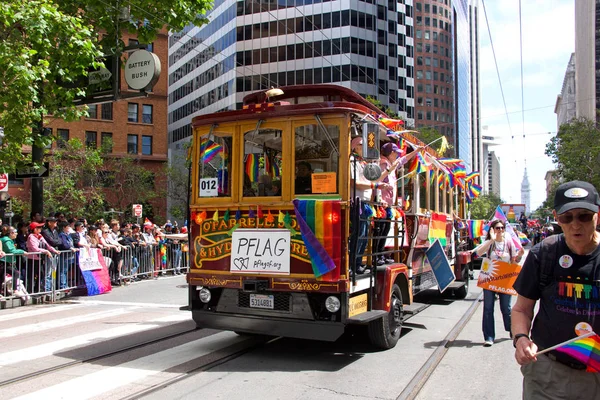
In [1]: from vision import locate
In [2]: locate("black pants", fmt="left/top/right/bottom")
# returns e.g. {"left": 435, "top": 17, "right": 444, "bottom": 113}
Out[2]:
{"left": 372, "top": 219, "right": 391, "bottom": 259}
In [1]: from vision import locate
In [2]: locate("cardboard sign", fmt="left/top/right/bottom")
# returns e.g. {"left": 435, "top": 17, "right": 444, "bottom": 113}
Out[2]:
{"left": 425, "top": 239, "right": 455, "bottom": 293}
{"left": 78, "top": 247, "right": 103, "bottom": 272}
{"left": 230, "top": 229, "right": 290, "bottom": 274}
{"left": 477, "top": 258, "right": 522, "bottom": 296}
{"left": 311, "top": 172, "right": 336, "bottom": 194}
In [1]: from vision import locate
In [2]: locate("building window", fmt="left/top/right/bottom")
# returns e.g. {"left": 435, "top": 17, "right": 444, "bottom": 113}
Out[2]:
{"left": 142, "top": 135, "right": 153, "bottom": 155}
{"left": 88, "top": 105, "right": 98, "bottom": 119}
{"left": 101, "top": 132, "right": 113, "bottom": 153}
{"left": 142, "top": 104, "right": 153, "bottom": 124}
{"left": 101, "top": 103, "right": 113, "bottom": 120}
{"left": 128, "top": 103, "right": 138, "bottom": 122}
{"left": 127, "top": 135, "right": 138, "bottom": 154}
{"left": 57, "top": 129, "right": 69, "bottom": 148}
{"left": 85, "top": 131, "right": 97, "bottom": 148}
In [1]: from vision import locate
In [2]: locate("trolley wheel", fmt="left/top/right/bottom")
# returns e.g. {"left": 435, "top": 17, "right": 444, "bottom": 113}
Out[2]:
{"left": 368, "top": 283, "right": 403, "bottom": 349}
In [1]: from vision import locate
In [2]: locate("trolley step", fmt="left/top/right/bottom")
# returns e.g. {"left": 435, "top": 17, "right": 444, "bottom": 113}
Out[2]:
{"left": 346, "top": 310, "right": 387, "bottom": 324}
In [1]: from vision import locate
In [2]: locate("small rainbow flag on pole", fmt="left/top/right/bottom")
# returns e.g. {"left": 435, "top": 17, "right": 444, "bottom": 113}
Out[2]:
{"left": 537, "top": 331, "right": 600, "bottom": 373}
{"left": 467, "top": 220, "right": 486, "bottom": 239}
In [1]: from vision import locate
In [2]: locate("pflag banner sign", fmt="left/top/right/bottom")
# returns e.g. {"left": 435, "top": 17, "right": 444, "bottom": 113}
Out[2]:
{"left": 477, "top": 258, "right": 522, "bottom": 296}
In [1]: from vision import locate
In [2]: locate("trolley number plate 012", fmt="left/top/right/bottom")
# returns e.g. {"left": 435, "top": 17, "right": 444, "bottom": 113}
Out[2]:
{"left": 249, "top": 294, "right": 274, "bottom": 309}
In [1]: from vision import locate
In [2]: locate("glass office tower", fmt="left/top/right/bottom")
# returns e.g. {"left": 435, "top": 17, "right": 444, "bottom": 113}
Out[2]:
{"left": 167, "top": 0, "right": 416, "bottom": 146}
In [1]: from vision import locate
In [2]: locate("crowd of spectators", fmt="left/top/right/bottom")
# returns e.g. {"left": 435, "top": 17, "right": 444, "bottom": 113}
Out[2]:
{"left": 0, "top": 211, "right": 189, "bottom": 301}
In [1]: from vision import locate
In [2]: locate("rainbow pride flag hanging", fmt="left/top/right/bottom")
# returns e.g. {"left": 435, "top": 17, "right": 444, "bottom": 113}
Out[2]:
{"left": 467, "top": 220, "right": 486, "bottom": 239}
{"left": 202, "top": 142, "right": 223, "bottom": 163}
{"left": 79, "top": 248, "right": 111, "bottom": 296}
{"left": 293, "top": 199, "right": 341, "bottom": 281}
{"left": 428, "top": 212, "right": 447, "bottom": 246}
{"left": 555, "top": 332, "right": 600, "bottom": 372}
{"left": 245, "top": 154, "right": 259, "bottom": 182}
{"left": 465, "top": 171, "right": 480, "bottom": 182}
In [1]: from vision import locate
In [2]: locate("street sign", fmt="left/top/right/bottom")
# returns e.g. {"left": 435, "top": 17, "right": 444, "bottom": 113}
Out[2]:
{"left": 88, "top": 67, "right": 112, "bottom": 85}
{"left": 0, "top": 173, "right": 8, "bottom": 192}
{"left": 4, "top": 211, "right": 14, "bottom": 218}
{"left": 125, "top": 50, "right": 161, "bottom": 90}
{"left": 15, "top": 162, "right": 50, "bottom": 179}
{"left": 132, "top": 204, "right": 143, "bottom": 218}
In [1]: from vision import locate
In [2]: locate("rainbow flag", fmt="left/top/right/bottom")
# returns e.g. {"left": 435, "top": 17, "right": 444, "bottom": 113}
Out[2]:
{"left": 428, "top": 212, "right": 447, "bottom": 246}
{"left": 202, "top": 142, "right": 223, "bottom": 163}
{"left": 467, "top": 220, "right": 486, "bottom": 239}
{"left": 555, "top": 332, "right": 600, "bottom": 372}
{"left": 79, "top": 248, "right": 111, "bottom": 295}
{"left": 379, "top": 116, "right": 405, "bottom": 131}
{"left": 465, "top": 171, "right": 480, "bottom": 182}
{"left": 293, "top": 200, "right": 341, "bottom": 281}
{"left": 467, "top": 182, "right": 482, "bottom": 199}
{"left": 518, "top": 231, "right": 530, "bottom": 246}
{"left": 245, "top": 154, "right": 259, "bottom": 182}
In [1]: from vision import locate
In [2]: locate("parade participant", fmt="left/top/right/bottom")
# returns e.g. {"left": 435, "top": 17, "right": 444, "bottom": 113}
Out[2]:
{"left": 349, "top": 137, "right": 375, "bottom": 274}
{"left": 294, "top": 161, "right": 313, "bottom": 194}
{"left": 474, "top": 219, "right": 522, "bottom": 347}
{"left": 372, "top": 142, "right": 420, "bottom": 265}
{"left": 513, "top": 180, "right": 600, "bottom": 398}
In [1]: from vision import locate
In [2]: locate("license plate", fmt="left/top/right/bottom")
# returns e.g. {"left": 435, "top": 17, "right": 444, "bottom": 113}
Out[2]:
{"left": 249, "top": 294, "right": 274, "bottom": 309}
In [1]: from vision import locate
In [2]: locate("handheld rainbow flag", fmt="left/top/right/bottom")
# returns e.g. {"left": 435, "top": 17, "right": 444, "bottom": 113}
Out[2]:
{"left": 536, "top": 331, "right": 600, "bottom": 373}
{"left": 245, "top": 154, "right": 260, "bottom": 182}
{"left": 379, "top": 116, "right": 405, "bottom": 131}
{"left": 467, "top": 220, "right": 486, "bottom": 239}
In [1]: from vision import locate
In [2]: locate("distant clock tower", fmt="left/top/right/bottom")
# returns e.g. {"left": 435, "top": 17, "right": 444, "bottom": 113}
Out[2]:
{"left": 521, "top": 167, "right": 531, "bottom": 214}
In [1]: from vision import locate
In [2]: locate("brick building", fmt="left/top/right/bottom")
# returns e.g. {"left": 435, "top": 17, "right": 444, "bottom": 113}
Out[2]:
{"left": 8, "top": 31, "right": 168, "bottom": 221}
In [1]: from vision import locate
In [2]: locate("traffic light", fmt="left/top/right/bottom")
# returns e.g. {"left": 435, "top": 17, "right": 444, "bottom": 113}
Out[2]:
{"left": 6, "top": 198, "right": 11, "bottom": 210}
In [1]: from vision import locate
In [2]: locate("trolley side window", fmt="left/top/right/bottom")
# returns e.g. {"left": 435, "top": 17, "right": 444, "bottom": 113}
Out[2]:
{"left": 198, "top": 134, "right": 232, "bottom": 198}
{"left": 294, "top": 123, "right": 340, "bottom": 195}
{"left": 243, "top": 128, "right": 283, "bottom": 197}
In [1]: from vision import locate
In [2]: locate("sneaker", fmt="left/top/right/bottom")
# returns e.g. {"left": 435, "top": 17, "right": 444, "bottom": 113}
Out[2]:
{"left": 384, "top": 257, "right": 395, "bottom": 264}
{"left": 483, "top": 340, "right": 493, "bottom": 347}
{"left": 356, "top": 265, "right": 368, "bottom": 274}
{"left": 376, "top": 257, "right": 385, "bottom": 266}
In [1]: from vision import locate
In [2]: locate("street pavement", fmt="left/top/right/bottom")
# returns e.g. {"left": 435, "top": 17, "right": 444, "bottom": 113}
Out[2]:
{"left": 0, "top": 264, "right": 530, "bottom": 400}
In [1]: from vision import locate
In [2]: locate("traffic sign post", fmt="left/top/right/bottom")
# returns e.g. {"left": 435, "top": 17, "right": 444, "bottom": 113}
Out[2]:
{"left": 133, "top": 204, "right": 143, "bottom": 225}
{"left": 0, "top": 173, "right": 8, "bottom": 192}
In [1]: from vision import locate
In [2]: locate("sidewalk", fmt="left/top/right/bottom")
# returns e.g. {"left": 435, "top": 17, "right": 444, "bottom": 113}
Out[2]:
{"left": 416, "top": 280, "right": 523, "bottom": 399}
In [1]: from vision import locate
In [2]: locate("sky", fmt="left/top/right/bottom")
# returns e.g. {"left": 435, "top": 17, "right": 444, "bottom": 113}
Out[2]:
{"left": 478, "top": 0, "right": 574, "bottom": 211}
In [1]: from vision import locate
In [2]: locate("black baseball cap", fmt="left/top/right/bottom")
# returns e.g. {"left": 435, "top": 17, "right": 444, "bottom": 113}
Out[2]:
{"left": 554, "top": 181, "right": 600, "bottom": 215}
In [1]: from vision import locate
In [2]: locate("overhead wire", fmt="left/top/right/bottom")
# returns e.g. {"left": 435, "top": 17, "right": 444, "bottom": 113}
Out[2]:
{"left": 518, "top": 0, "right": 526, "bottom": 168}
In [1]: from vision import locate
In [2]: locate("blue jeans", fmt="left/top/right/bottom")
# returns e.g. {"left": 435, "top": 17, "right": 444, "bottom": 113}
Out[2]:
{"left": 58, "top": 256, "right": 73, "bottom": 290}
{"left": 173, "top": 249, "right": 182, "bottom": 272}
{"left": 482, "top": 289, "right": 512, "bottom": 341}
{"left": 350, "top": 219, "right": 369, "bottom": 268}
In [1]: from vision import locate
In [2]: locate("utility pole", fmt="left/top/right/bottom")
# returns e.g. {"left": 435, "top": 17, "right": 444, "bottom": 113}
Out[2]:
{"left": 31, "top": 116, "right": 45, "bottom": 217}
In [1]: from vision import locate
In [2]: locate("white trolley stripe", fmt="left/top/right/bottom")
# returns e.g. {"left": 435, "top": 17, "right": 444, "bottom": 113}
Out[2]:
{"left": 0, "top": 308, "right": 135, "bottom": 338}
{"left": 0, "top": 304, "right": 86, "bottom": 323}
{"left": 0, "top": 314, "right": 190, "bottom": 366}
{"left": 12, "top": 332, "right": 243, "bottom": 400}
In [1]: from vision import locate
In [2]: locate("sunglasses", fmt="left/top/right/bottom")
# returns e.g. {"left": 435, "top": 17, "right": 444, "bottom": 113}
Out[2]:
{"left": 494, "top": 226, "right": 505, "bottom": 231}
{"left": 556, "top": 213, "right": 596, "bottom": 224}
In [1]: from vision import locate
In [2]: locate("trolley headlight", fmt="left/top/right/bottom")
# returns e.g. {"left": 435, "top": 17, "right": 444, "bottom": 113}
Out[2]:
{"left": 199, "top": 288, "right": 212, "bottom": 303}
{"left": 325, "top": 296, "right": 341, "bottom": 313}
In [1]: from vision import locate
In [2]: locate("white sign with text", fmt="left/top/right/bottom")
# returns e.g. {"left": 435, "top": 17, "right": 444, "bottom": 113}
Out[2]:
{"left": 230, "top": 229, "right": 290, "bottom": 275}
{"left": 199, "top": 178, "right": 219, "bottom": 197}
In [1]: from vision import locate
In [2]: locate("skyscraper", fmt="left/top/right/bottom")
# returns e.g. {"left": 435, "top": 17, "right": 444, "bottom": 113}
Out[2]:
{"left": 412, "top": 0, "right": 480, "bottom": 173}
{"left": 168, "top": 0, "right": 416, "bottom": 146}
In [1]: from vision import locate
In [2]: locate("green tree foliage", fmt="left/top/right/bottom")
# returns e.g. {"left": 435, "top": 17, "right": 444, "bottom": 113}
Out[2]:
{"left": 44, "top": 138, "right": 105, "bottom": 216}
{"left": 546, "top": 118, "right": 600, "bottom": 189}
{"left": 0, "top": 0, "right": 102, "bottom": 171}
{"left": 1, "top": 0, "right": 213, "bottom": 172}
{"left": 468, "top": 192, "right": 504, "bottom": 220}
{"left": 365, "top": 96, "right": 401, "bottom": 119}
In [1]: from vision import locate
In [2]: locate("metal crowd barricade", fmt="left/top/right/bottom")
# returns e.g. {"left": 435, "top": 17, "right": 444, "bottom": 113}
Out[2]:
{"left": 1, "top": 239, "right": 191, "bottom": 308}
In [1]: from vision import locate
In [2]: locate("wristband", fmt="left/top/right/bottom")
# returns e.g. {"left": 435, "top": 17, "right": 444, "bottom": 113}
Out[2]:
{"left": 513, "top": 333, "right": 529, "bottom": 348}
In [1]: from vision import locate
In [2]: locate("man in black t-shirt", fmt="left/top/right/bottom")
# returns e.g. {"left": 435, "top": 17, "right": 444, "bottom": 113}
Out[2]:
{"left": 512, "top": 181, "right": 600, "bottom": 398}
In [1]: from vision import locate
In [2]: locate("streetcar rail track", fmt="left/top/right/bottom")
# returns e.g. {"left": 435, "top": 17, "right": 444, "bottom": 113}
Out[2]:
{"left": 0, "top": 326, "right": 200, "bottom": 387}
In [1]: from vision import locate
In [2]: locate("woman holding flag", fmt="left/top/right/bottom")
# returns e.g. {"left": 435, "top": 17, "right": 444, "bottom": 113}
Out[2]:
{"left": 474, "top": 219, "right": 522, "bottom": 347}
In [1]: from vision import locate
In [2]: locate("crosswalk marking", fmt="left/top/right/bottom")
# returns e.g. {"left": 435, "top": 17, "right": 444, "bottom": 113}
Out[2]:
{"left": 0, "top": 308, "right": 135, "bottom": 338}
{"left": 0, "top": 314, "right": 190, "bottom": 367}
{"left": 11, "top": 332, "right": 242, "bottom": 400}
{"left": 66, "top": 299, "right": 184, "bottom": 308}
{"left": 0, "top": 304, "right": 86, "bottom": 323}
